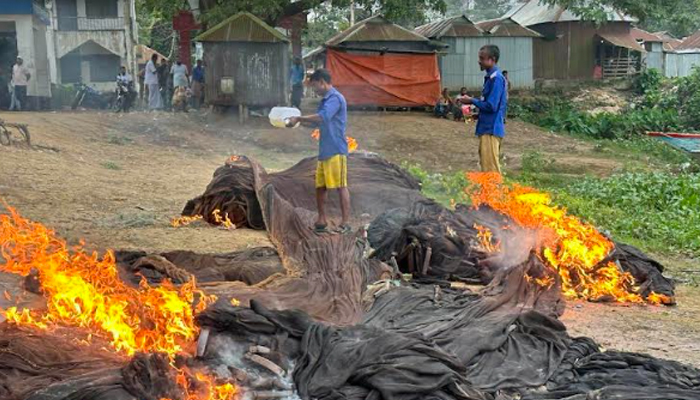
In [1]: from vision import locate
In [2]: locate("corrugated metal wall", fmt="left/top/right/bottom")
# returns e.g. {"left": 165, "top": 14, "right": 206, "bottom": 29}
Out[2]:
{"left": 203, "top": 41, "right": 289, "bottom": 106}
{"left": 440, "top": 37, "right": 534, "bottom": 90}
{"left": 664, "top": 52, "right": 700, "bottom": 77}
{"left": 531, "top": 22, "right": 631, "bottom": 80}
{"left": 645, "top": 43, "right": 664, "bottom": 71}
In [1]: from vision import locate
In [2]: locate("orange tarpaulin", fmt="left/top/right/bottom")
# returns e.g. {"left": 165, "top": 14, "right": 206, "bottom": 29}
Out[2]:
{"left": 326, "top": 49, "right": 441, "bottom": 107}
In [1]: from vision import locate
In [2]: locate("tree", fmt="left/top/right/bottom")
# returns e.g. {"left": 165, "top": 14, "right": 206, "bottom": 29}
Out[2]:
{"left": 196, "top": 0, "right": 445, "bottom": 28}
{"left": 540, "top": 0, "right": 689, "bottom": 26}
{"left": 638, "top": 0, "right": 700, "bottom": 39}
{"left": 443, "top": 0, "right": 516, "bottom": 21}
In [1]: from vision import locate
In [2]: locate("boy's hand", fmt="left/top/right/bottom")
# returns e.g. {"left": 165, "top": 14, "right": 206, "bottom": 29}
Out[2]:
{"left": 460, "top": 95, "right": 473, "bottom": 104}
{"left": 287, "top": 116, "right": 301, "bottom": 127}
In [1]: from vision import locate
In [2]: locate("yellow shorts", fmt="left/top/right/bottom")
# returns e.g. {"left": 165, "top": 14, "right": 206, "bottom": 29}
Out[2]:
{"left": 316, "top": 154, "right": 348, "bottom": 189}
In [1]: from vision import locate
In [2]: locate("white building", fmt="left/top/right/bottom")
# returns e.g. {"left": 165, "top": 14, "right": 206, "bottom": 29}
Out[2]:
{"left": 0, "top": 0, "right": 53, "bottom": 101}
{"left": 0, "top": 0, "right": 137, "bottom": 107}
{"left": 48, "top": 0, "right": 138, "bottom": 91}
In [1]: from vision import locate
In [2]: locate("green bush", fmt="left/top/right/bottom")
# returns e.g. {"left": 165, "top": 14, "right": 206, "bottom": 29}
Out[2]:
{"left": 554, "top": 172, "right": 700, "bottom": 256}
{"left": 634, "top": 68, "right": 663, "bottom": 95}
{"left": 512, "top": 68, "right": 700, "bottom": 141}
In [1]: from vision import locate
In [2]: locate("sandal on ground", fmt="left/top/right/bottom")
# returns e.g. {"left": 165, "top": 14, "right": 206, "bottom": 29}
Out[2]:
{"left": 313, "top": 223, "right": 331, "bottom": 234}
{"left": 335, "top": 224, "right": 353, "bottom": 235}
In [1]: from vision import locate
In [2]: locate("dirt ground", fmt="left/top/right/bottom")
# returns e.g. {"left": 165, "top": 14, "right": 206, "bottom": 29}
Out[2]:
{"left": 0, "top": 109, "right": 698, "bottom": 367}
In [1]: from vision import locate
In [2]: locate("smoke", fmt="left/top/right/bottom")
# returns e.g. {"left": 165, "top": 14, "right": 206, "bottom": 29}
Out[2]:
{"left": 473, "top": 207, "right": 552, "bottom": 271}
{"left": 202, "top": 332, "right": 301, "bottom": 400}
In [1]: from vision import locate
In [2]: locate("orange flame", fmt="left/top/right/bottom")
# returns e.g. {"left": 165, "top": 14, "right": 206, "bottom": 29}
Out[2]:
{"left": 212, "top": 209, "right": 235, "bottom": 230}
{"left": 0, "top": 206, "right": 237, "bottom": 399}
{"left": 0, "top": 206, "right": 216, "bottom": 358}
{"left": 311, "top": 129, "right": 358, "bottom": 152}
{"left": 225, "top": 155, "right": 240, "bottom": 165}
{"left": 466, "top": 173, "right": 668, "bottom": 304}
{"left": 171, "top": 214, "right": 204, "bottom": 227}
{"left": 474, "top": 224, "right": 501, "bottom": 253}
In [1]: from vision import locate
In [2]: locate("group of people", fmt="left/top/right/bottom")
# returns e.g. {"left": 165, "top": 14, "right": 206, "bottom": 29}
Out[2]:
{"left": 288, "top": 44, "right": 508, "bottom": 234}
{"left": 142, "top": 54, "right": 205, "bottom": 112}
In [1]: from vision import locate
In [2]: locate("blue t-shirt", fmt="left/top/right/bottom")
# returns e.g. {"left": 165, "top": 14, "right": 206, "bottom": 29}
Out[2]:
{"left": 472, "top": 66, "right": 507, "bottom": 138}
{"left": 192, "top": 65, "right": 205, "bottom": 83}
{"left": 317, "top": 87, "right": 348, "bottom": 161}
{"left": 290, "top": 64, "right": 305, "bottom": 86}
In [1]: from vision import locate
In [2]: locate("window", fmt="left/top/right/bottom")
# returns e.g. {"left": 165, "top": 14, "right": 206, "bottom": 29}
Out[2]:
{"left": 60, "top": 54, "right": 81, "bottom": 83}
{"left": 85, "top": 0, "right": 118, "bottom": 18}
{"left": 89, "top": 54, "right": 121, "bottom": 82}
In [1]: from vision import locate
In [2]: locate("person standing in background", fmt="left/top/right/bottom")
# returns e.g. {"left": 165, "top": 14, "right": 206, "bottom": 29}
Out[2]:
{"left": 191, "top": 59, "right": 205, "bottom": 109}
{"left": 144, "top": 54, "right": 161, "bottom": 110}
{"left": 290, "top": 56, "right": 305, "bottom": 109}
{"left": 11, "top": 57, "right": 30, "bottom": 111}
{"left": 458, "top": 45, "right": 508, "bottom": 173}
{"left": 157, "top": 58, "right": 170, "bottom": 110}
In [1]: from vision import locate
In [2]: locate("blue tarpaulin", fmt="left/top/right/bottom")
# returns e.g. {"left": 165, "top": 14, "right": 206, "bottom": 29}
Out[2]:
{"left": 657, "top": 136, "right": 700, "bottom": 154}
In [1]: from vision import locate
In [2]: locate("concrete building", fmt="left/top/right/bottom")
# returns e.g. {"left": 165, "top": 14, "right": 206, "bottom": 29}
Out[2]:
{"left": 0, "top": 0, "right": 137, "bottom": 107}
{"left": 48, "top": 0, "right": 138, "bottom": 91}
{"left": 0, "top": 0, "right": 53, "bottom": 104}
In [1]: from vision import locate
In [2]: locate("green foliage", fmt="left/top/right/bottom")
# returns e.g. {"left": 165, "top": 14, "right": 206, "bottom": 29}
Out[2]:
{"left": 443, "top": 0, "right": 513, "bottom": 21}
{"left": 303, "top": 4, "right": 353, "bottom": 50}
{"left": 513, "top": 68, "right": 700, "bottom": 141}
{"left": 640, "top": 0, "right": 700, "bottom": 38}
{"left": 405, "top": 159, "right": 700, "bottom": 258}
{"left": 402, "top": 163, "right": 469, "bottom": 204}
{"left": 196, "top": 0, "right": 445, "bottom": 27}
{"left": 540, "top": 0, "right": 687, "bottom": 25}
{"left": 634, "top": 68, "right": 662, "bottom": 95}
{"left": 102, "top": 162, "right": 122, "bottom": 170}
{"left": 512, "top": 98, "right": 682, "bottom": 140}
{"left": 554, "top": 172, "right": 700, "bottom": 257}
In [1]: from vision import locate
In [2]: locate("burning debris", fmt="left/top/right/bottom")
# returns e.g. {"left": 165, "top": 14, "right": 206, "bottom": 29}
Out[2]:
{"left": 466, "top": 172, "right": 671, "bottom": 304}
{"left": 0, "top": 153, "right": 696, "bottom": 400}
{"left": 172, "top": 209, "right": 236, "bottom": 230}
{"left": 0, "top": 207, "right": 235, "bottom": 400}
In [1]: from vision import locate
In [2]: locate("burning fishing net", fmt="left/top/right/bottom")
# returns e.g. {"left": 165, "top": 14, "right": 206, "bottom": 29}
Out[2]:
{"left": 0, "top": 153, "right": 692, "bottom": 400}
{"left": 466, "top": 172, "right": 671, "bottom": 304}
{"left": 0, "top": 207, "right": 236, "bottom": 400}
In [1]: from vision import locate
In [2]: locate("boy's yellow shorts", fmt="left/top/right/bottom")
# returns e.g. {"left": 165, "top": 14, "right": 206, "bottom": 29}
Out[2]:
{"left": 316, "top": 154, "right": 348, "bottom": 189}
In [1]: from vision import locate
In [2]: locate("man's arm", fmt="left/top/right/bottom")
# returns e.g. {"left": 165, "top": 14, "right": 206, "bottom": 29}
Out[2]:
{"left": 471, "top": 76, "right": 504, "bottom": 113}
{"left": 289, "top": 95, "right": 340, "bottom": 126}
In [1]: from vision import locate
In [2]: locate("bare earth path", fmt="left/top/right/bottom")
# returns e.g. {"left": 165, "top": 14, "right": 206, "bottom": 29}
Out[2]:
{"left": 0, "top": 109, "right": 698, "bottom": 366}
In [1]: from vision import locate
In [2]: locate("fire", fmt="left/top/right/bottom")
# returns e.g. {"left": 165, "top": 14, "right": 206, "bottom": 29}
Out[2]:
{"left": 0, "top": 207, "right": 238, "bottom": 398}
{"left": 171, "top": 210, "right": 235, "bottom": 230}
{"left": 0, "top": 206, "right": 216, "bottom": 358}
{"left": 466, "top": 173, "right": 667, "bottom": 304}
{"left": 475, "top": 224, "right": 501, "bottom": 253}
{"left": 212, "top": 209, "right": 235, "bottom": 230}
{"left": 172, "top": 214, "right": 203, "bottom": 227}
{"left": 311, "top": 129, "right": 358, "bottom": 152}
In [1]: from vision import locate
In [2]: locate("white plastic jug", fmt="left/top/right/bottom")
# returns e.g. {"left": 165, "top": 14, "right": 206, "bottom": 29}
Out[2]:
{"left": 269, "top": 107, "right": 301, "bottom": 128}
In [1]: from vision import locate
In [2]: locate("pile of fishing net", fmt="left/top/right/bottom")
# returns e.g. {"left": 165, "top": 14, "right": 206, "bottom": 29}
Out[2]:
{"left": 1, "top": 153, "right": 697, "bottom": 400}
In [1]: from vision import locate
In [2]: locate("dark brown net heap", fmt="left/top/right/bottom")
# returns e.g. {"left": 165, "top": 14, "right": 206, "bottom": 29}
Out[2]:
{"left": 0, "top": 153, "right": 697, "bottom": 400}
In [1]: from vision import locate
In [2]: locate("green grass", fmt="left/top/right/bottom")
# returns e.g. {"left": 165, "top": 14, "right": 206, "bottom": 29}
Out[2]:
{"left": 101, "top": 161, "right": 122, "bottom": 170}
{"left": 405, "top": 156, "right": 700, "bottom": 264}
{"left": 106, "top": 134, "right": 134, "bottom": 146}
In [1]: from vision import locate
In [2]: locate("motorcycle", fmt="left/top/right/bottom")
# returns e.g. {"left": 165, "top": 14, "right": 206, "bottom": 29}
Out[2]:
{"left": 113, "top": 80, "right": 135, "bottom": 113}
{"left": 71, "top": 83, "right": 108, "bottom": 110}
